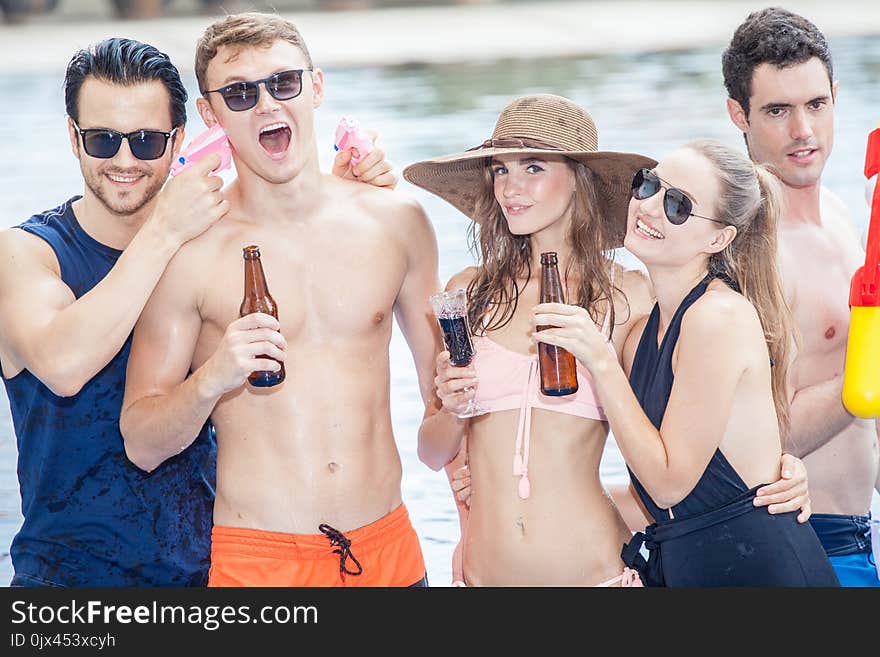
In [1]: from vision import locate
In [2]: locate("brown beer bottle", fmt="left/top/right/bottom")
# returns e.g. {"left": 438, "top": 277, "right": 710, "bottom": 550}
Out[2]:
{"left": 537, "top": 252, "right": 578, "bottom": 396}
{"left": 240, "top": 245, "right": 285, "bottom": 387}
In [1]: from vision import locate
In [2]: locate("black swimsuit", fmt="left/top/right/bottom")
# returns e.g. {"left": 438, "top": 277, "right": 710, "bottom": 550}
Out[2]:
{"left": 621, "top": 275, "right": 839, "bottom": 586}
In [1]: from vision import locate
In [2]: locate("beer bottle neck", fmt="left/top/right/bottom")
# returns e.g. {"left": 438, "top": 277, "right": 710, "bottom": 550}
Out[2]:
{"left": 244, "top": 257, "right": 270, "bottom": 299}
{"left": 540, "top": 261, "right": 564, "bottom": 304}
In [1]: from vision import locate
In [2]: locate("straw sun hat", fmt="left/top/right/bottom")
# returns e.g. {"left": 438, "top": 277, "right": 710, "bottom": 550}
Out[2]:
{"left": 403, "top": 93, "right": 657, "bottom": 247}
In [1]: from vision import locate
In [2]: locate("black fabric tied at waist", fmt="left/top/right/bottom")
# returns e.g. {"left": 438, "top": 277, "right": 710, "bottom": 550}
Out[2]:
{"left": 319, "top": 524, "right": 363, "bottom": 579}
{"left": 621, "top": 485, "right": 763, "bottom": 587}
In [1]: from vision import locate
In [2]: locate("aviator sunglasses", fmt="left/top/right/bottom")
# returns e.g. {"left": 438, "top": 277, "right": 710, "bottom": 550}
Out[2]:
{"left": 631, "top": 168, "right": 725, "bottom": 226}
{"left": 73, "top": 121, "right": 177, "bottom": 160}
{"left": 201, "top": 68, "right": 312, "bottom": 112}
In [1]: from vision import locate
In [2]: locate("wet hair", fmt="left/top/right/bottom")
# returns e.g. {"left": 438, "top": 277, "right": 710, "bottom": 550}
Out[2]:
{"left": 466, "top": 158, "right": 619, "bottom": 341}
{"left": 689, "top": 139, "right": 795, "bottom": 440}
{"left": 195, "top": 13, "right": 314, "bottom": 95}
{"left": 722, "top": 7, "right": 833, "bottom": 116}
{"left": 64, "top": 37, "right": 187, "bottom": 128}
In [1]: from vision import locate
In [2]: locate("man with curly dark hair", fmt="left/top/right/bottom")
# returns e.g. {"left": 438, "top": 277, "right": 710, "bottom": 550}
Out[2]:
{"left": 723, "top": 7, "right": 880, "bottom": 586}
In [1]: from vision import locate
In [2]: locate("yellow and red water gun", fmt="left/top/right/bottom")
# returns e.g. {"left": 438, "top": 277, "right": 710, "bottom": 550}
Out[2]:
{"left": 842, "top": 123, "right": 880, "bottom": 418}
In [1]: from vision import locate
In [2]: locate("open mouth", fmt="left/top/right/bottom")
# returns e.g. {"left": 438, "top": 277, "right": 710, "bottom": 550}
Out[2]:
{"left": 258, "top": 122, "right": 292, "bottom": 157}
{"left": 634, "top": 217, "right": 665, "bottom": 240}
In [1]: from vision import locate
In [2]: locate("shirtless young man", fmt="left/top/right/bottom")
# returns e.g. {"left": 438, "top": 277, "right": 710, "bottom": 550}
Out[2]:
{"left": 119, "top": 13, "right": 441, "bottom": 587}
{"left": 723, "top": 7, "right": 880, "bottom": 585}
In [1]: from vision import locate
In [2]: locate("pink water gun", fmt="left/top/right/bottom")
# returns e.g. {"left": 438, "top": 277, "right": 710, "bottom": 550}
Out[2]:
{"left": 170, "top": 124, "right": 233, "bottom": 177}
{"left": 334, "top": 115, "right": 374, "bottom": 167}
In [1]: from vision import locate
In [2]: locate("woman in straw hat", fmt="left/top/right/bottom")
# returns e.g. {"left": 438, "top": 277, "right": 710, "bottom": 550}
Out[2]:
{"left": 405, "top": 94, "right": 812, "bottom": 586}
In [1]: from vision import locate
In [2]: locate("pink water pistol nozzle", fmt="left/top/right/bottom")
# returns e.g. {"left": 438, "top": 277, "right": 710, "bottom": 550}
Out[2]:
{"left": 170, "top": 124, "right": 233, "bottom": 177}
{"left": 334, "top": 115, "right": 374, "bottom": 167}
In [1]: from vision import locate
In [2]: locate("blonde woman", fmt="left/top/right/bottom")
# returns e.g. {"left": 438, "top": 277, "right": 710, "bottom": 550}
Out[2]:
{"left": 533, "top": 139, "right": 838, "bottom": 585}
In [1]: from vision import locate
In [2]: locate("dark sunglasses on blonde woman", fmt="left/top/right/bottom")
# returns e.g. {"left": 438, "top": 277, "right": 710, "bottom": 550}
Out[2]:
{"left": 631, "top": 168, "right": 725, "bottom": 225}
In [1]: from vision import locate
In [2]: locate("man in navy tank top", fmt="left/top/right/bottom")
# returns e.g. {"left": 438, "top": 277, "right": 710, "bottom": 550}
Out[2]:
{"left": 0, "top": 38, "right": 226, "bottom": 586}
{"left": 0, "top": 37, "right": 396, "bottom": 586}
{"left": 723, "top": 8, "right": 880, "bottom": 586}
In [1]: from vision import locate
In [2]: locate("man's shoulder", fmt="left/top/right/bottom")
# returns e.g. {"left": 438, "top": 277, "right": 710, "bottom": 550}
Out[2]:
{"left": 778, "top": 186, "right": 862, "bottom": 252}
{"left": 330, "top": 175, "right": 428, "bottom": 225}
{"left": 177, "top": 216, "right": 249, "bottom": 269}
{"left": 160, "top": 213, "right": 243, "bottom": 284}
{"left": 0, "top": 208, "right": 68, "bottom": 272}
{"left": 8, "top": 197, "right": 78, "bottom": 240}
{"left": 0, "top": 224, "right": 35, "bottom": 251}
{"left": 820, "top": 185, "right": 848, "bottom": 212}
{"left": 332, "top": 180, "right": 437, "bottom": 259}
{"left": 820, "top": 185, "right": 862, "bottom": 238}
{"left": 18, "top": 198, "right": 66, "bottom": 222}
{"left": 365, "top": 189, "right": 428, "bottom": 226}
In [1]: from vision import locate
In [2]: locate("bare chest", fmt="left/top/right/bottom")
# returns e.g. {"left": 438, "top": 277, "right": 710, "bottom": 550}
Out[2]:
{"left": 193, "top": 226, "right": 406, "bottom": 357}
{"left": 780, "top": 223, "right": 864, "bottom": 374}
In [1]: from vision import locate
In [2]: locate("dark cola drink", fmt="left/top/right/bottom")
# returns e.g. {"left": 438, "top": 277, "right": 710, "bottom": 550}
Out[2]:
{"left": 429, "top": 288, "right": 489, "bottom": 418}
{"left": 439, "top": 315, "right": 475, "bottom": 367}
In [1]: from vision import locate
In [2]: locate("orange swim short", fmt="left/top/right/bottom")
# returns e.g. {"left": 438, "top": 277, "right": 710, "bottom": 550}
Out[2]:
{"left": 208, "top": 503, "right": 427, "bottom": 587}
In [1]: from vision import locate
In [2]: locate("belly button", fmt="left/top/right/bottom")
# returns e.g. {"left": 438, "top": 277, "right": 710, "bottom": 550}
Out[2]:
{"left": 824, "top": 326, "right": 836, "bottom": 340}
{"left": 328, "top": 461, "right": 340, "bottom": 473}
{"left": 515, "top": 516, "right": 525, "bottom": 536}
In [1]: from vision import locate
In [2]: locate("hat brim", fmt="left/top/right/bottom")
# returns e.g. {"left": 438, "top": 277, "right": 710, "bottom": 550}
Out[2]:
{"left": 404, "top": 146, "right": 657, "bottom": 248}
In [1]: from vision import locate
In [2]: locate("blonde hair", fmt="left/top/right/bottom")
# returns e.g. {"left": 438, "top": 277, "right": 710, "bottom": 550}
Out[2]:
{"left": 687, "top": 139, "right": 795, "bottom": 440}
{"left": 195, "top": 13, "right": 313, "bottom": 94}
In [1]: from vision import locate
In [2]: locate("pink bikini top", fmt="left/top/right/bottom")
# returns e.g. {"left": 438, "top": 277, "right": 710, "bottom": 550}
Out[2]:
{"left": 471, "top": 319, "right": 615, "bottom": 500}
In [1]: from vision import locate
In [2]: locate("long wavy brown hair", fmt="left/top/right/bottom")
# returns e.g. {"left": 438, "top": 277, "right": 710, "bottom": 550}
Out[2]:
{"left": 465, "top": 157, "right": 622, "bottom": 338}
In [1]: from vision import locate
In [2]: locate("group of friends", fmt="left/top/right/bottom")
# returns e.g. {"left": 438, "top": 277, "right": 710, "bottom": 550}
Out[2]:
{"left": 2, "top": 6, "right": 878, "bottom": 588}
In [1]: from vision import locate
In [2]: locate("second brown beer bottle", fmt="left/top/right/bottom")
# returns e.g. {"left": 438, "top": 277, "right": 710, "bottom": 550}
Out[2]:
{"left": 537, "top": 251, "right": 578, "bottom": 396}
{"left": 240, "top": 245, "right": 285, "bottom": 387}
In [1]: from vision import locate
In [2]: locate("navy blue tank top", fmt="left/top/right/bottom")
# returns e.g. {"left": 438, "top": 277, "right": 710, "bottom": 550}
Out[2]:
{"left": 627, "top": 274, "right": 749, "bottom": 521}
{"left": 3, "top": 197, "right": 216, "bottom": 586}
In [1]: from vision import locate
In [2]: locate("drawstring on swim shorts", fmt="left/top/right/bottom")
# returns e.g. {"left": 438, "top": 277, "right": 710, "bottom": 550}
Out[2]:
{"left": 318, "top": 524, "right": 363, "bottom": 579}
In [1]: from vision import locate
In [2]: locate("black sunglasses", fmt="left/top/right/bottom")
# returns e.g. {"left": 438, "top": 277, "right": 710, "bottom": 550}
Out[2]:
{"left": 73, "top": 121, "right": 177, "bottom": 160}
{"left": 631, "top": 168, "right": 724, "bottom": 226}
{"left": 202, "top": 68, "right": 312, "bottom": 112}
